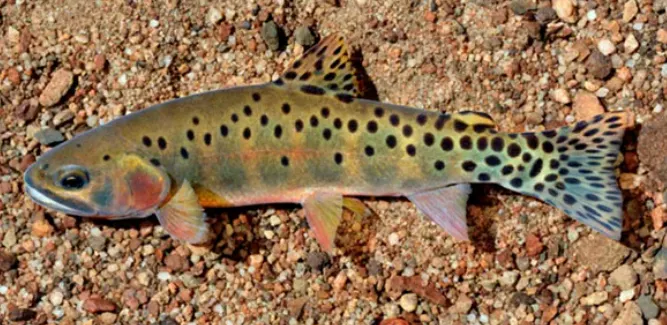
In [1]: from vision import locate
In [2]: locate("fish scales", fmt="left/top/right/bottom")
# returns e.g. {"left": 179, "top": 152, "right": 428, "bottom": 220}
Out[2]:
{"left": 24, "top": 35, "right": 631, "bottom": 249}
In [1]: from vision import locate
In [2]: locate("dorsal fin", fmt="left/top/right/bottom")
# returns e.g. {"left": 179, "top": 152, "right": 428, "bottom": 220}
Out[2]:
{"left": 277, "top": 34, "right": 363, "bottom": 97}
{"left": 451, "top": 111, "right": 497, "bottom": 133}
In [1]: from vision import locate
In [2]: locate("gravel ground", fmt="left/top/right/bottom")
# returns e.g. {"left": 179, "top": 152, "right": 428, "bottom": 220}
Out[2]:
{"left": 1, "top": 0, "right": 667, "bottom": 324}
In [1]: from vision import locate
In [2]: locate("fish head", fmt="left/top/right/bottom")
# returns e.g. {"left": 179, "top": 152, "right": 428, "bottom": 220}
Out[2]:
{"left": 24, "top": 140, "right": 171, "bottom": 219}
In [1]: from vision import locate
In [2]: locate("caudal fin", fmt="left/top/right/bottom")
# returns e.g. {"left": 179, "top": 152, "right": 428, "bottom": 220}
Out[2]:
{"left": 500, "top": 112, "right": 632, "bottom": 240}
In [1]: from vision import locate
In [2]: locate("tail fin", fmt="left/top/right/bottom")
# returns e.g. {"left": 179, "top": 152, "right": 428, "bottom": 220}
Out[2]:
{"left": 500, "top": 112, "right": 631, "bottom": 240}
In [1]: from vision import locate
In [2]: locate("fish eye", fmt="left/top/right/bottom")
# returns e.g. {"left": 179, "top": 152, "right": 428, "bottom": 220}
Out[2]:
{"left": 55, "top": 166, "right": 90, "bottom": 190}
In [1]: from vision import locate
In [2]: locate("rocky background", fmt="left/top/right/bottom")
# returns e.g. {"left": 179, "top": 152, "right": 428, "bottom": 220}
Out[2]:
{"left": 1, "top": 0, "right": 666, "bottom": 324}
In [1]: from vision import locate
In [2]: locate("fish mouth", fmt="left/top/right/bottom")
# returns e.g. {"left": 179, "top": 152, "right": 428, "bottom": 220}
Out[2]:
{"left": 24, "top": 183, "right": 96, "bottom": 217}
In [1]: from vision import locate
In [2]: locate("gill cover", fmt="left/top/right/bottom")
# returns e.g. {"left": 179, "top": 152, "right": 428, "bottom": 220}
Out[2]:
{"left": 97, "top": 154, "right": 171, "bottom": 218}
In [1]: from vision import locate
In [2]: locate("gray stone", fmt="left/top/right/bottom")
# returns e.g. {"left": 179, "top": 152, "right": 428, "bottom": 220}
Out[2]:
{"left": 535, "top": 7, "right": 557, "bottom": 24}
{"left": 306, "top": 252, "right": 329, "bottom": 271}
{"left": 34, "top": 128, "right": 64, "bottom": 146}
{"left": 510, "top": 0, "right": 535, "bottom": 15}
{"left": 637, "top": 295, "right": 659, "bottom": 319}
{"left": 88, "top": 236, "right": 107, "bottom": 252}
{"left": 261, "top": 21, "right": 281, "bottom": 51}
{"left": 295, "top": 26, "right": 316, "bottom": 47}
{"left": 586, "top": 50, "right": 613, "bottom": 79}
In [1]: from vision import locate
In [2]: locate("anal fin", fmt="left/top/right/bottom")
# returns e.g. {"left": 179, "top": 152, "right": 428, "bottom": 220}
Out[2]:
{"left": 407, "top": 184, "right": 472, "bottom": 241}
{"left": 302, "top": 192, "right": 344, "bottom": 253}
{"left": 156, "top": 180, "right": 211, "bottom": 244}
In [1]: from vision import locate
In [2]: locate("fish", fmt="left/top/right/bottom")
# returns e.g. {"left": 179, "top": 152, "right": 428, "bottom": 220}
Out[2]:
{"left": 23, "top": 35, "right": 631, "bottom": 251}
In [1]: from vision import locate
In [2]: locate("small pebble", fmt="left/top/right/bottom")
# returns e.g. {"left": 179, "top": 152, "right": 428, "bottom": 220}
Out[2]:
{"left": 399, "top": 293, "right": 418, "bottom": 312}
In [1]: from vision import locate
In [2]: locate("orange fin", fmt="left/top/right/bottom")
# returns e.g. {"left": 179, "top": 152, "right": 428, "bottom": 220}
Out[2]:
{"left": 278, "top": 34, "right": 362, "bottom": 97}
{"left": 156, "top": 180, "right": 210, "bottom": 244}
{"left": 407, "top": 184, "right": 471, "bottom": 241}
{"left": 302, "top": 192, "right": 343, "bottom": 253}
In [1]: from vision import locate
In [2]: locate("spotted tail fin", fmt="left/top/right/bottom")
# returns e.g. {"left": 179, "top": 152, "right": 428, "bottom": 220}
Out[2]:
{"left": 498, "top": 112, "right": 632, "bottom": 240}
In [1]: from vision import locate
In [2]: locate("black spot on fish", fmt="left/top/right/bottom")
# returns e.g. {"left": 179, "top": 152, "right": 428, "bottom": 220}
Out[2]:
{"left": 477, "top": 137, "right": 488, "bottom": 151}
{"left": 534, "top": 183, "right": 544, "bottom": 192}
{"left": 252, "top": 93, "right": 261, "bottom": 102}
{"left": 485, "top": 155, "right": 501, "bottom": 166}
{"left": 323, "top": 128, "right": 332, "bottom": 140}
{"left": 374, "top": 107, "right": 384, "bottom": 118}
{"left": 434, "top": 160, "right": 445, "bottom": 171}
{"left": 187, "top": 130, "right": 194, "bottom": 141}
{"left": 390, "top": 114, "right": 400, "bottom": 127}
{"left": 103, "top": 155, "right": 110, "bottom": 161}
{"left": 556, "top": 136, "right": 567, "bottom": 144}
{"left": 441, "top": 137, "right": 454, "bottom": 151}
{"left": 274, "top": 125, "right": 282, "bottom": 138}
{"left": 204, "top": 133, "right": 211, "bottom": 145}
{"left": 491, "top": 137, "right": 504, "bottom": 152}
{"left": 558, "top": 168, "right": 569, "bottom": 175}
{"left": 541, "top": 141, "right": 554, "bottom": 153}
{"left": 273, "top": 78, "right": 284, "bottom": 86}
{"left": 550, "top": 159, "right": 560, "bottom": 169}
{"left": 564, "top": 177, "right": 580, "bottom": 185}
{"left": 585, "top": 193, "right": 600, "bottom": 201}
{"left": 510, "top": 178, "right": 523, "bottom": 188}
{"left": 523, "top": 133, "right": 539, "bottom": 149}
{"left": 522, "top": 153, "right": 532, "bottom": 163}
{"left": 606, "top": 116, "right": 621, "bottom": 123}
{"left": 555, "top": 182, "right": 566, "bottom": 190}
{"left": 321, "top": 107, "right": 330, "bottom": 118}
{"left": 416, "top": 114, "right": 427, "bottom": 126}
{"left": 473, "top": 124, "right": 490, "bottom": 133}
{"left": 336, "top": 93, "right": 354, "bottom": 103}
{"left": 574, "top": 143, "right": 587, "bottom": 150}
{"left": 518, "top": 165, "right": 525, "bottom": 171}
{"left": 334, "top": 153, "right": 343, "bottom": 165}
{"left": 545, "top": 174, "right": 557, "bottom": 182}
{"left": 424, "top": 133, "right": 434, "bottom": 146}
{"left": 314, "top": 59, "right": 324, "bottom": 71}
{"left": 507, "top": 143, "right": 521, "bottom": 157}
{"left": 365, "top": 146, "right": 375, "bottom": 157}
{"left": 435, "top": 114, "right": 449, "bottom": 130}
{"left": 316, "top": 46, "right": 328, "bottom": 56}
{"left": 548, "top": 188, "right": 558, "bottom": 197}
{"left": 260, "top": 114, "right": 269, "bottom": 126}
{"left": 501, "top": 165, "right": 514, "bottom": 175}
{"left": 453, "top": 120, "right": 468, "bottom": 132}
{"left": 243, "top": 105, "right": 252, "bottom": 116}
{"left": 462, "top": 161, "right": 477, "bottom": 172}
{"left": 299, "top": 72, "right": 312, "bottom": 81}
{"left": 158, "top": 137, "right": 167, "bottom": 150}
{"left": 301, "top": 85, "right": 325, "bottom": 95}
{"left": 281, "top": 156, "right": 289, "bottom": 166}
{"left": 333, "top": 46, "right": 343, "bottom": 55}
{"left": 386, "top": 135, "right": 397, "bottom": 148}
{"left": 142, "top": 136, "right": 152, "bottom": 147}
{"left": 310, "top": 116, "right": 319, "bottom": 127}
{"left": 460, "top": 136, "right": 472, "bottom": 150}
{"left": 324, "top": 72, "right": 336, "bottom": 81}
{"left": 192, "top": 117, "right": 200, "bottom": 125}
{"left": 478, "top": 173, "right": 491, "bottom": 181}
{"left": 284, "top": 71, "right": 297, "bottom": 80}
{"left": 330, "top": 58, "right": 341, "bottom": 69}
{"left": 584, "top": 128, "right": 598, "bottom": 137}
{"left": 343, "top": 74, "right": 353, "bottom": 81}
{"left": 367, "top": 121, "right": 378, "bottom": 133}
{"left": 295, "top": 120, "right": 304, "bottom": 132}
{"left": 281, "top": 103, "right": 291, "bottom": 114}
{"left": 180, "top": 147, "right": 189, "bottom": 159}
{"left": 406, "top": 144, "right": 416, "bottom": 156}
{"left": 293, "top": 60, "right": 302, "bottom": 68}
{"left": 231, "top": 113, "right": 239, "bottom": 123}
{"left": 340, "top": 118, "right": 357, "bottom": 133}
{"left": 220, "top": 125, "right": 229, "bottom": 137}
{"left": 334, "top": 118, "right": 342, "bottom": 129}
{"left": 243, "top": 128, "right": 251, "bottom": 139}
{"left": 559, "top": 154, "right": 570, "bottom": 161}
{"left": 150, "top": 158, "right": 160, "bottom": 166}
{"left": 402, "top": 125, "right": 413, "bottom": 137}
{"left": 572, "top": 121, "right": 587, "bottom": 133}
{"left": 542, "top": 130, "right": 557, "bottom": 138}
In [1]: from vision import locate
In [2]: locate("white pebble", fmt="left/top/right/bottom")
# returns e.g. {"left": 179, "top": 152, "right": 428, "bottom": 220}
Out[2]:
{"left": 157, "top": 271, "right": 171, "bottom": 281}
{"left": 595, "top": 87, "right": 610, "bottom": 98}
{"left": 597, "top": 39, "right": 616, "bottom": 56}
{"left": 52, "top": 307, "right": 64, "bottom": 319}
{"left": 565, "top": 115, "right": 575, "bottom": 123}
{"left": 619, "top": 288, "right": 635, "bottom": 302}
{"left": 0, "top": 286, "right": 7, "bottom": 295}
{"left": 654, "top": 104, "right": 664, "bottom": 114}
{"left": 49, "top": 290, "right": 64, "bottom": 306}
{"left": 479, "top": 314, "right": 489, "bottom": 323}
{"left": 632, "top": 23, "right": 643, "bottom": 31}
{"left": 149, "top": 19, "right": 160, "bottom": 28}
{"left": 90, "top": 227, "right": 102, "bottom": 237}
{"left": 586, "top": 10, "right": 597, "bottom": 21}
{"left": 661, "top": 64, "right": 667, "bottom": 78}
{"left": 388, "top": 233, "right": 400, "bottom": 246}
{"left": 118, "top": 74, "right": 128, "bottom": 86}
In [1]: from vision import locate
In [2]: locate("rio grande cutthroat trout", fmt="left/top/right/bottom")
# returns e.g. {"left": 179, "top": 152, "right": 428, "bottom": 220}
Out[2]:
{"left": 24, "top": 35, "right": 631, "bottom": 251}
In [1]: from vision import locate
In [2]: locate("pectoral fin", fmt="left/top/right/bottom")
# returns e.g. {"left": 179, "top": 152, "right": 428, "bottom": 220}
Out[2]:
{"left": 156, "top": 180, "right": 210, "bottom": 244}
{"left": 407, "top": 184, "right": 472, "bottom": 241}
{"left": 302, "top": 192, "right": 344, "bottom": 253}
